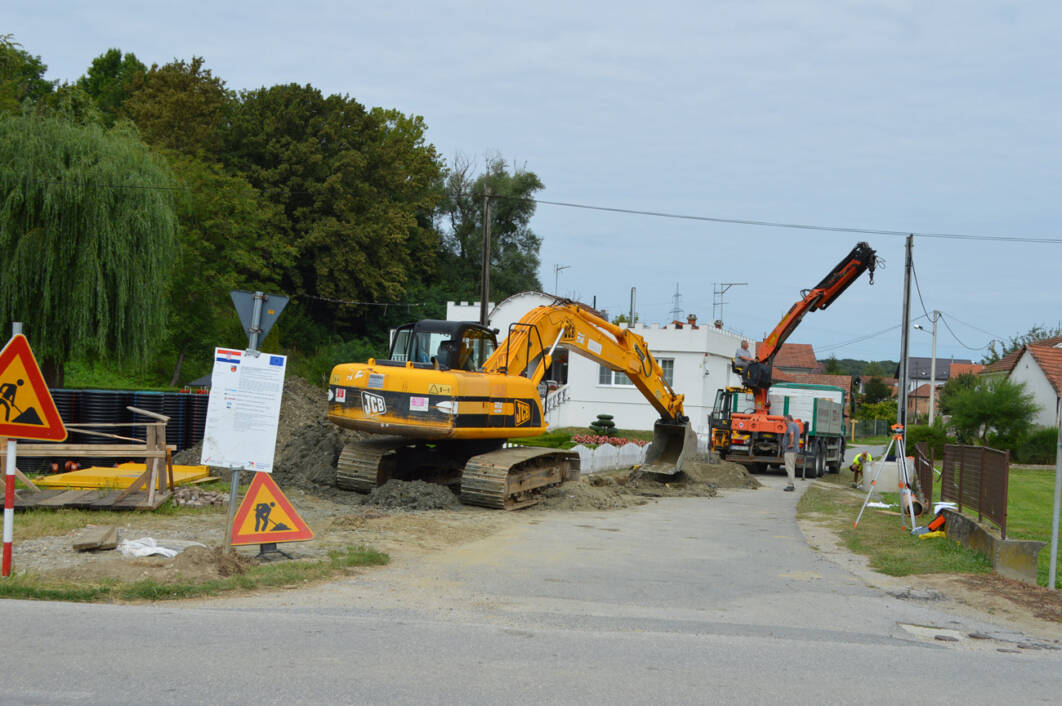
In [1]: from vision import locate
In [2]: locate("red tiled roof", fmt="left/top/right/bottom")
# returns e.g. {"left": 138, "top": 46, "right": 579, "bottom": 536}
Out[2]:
{"left": 909, "top": 383, "right": 937, "bottom": 398}
{"left": 982, "top": 350, "right": 1022, "bottom": 375}
{"left": 1025, "top": 346, "right": 1062, "bottom": 395}
{"left": 757, "top": 342, "right": 818, "bottom": 370}
{"left": 982, "top": 338, "right": 1062, "bottom": 375}
{"left": 949, "top": 363, "right": 983, "bottom": 378}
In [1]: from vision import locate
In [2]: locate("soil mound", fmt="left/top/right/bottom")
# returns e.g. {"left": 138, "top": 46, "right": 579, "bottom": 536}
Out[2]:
{"left": 365, "top": 480, "right": 463, "bottom": 510}
{"left": 680, "top": 458, "right": 761, "bottom": 489}
{"left": 46, "top": 545, "right": 256, "bottom": 585}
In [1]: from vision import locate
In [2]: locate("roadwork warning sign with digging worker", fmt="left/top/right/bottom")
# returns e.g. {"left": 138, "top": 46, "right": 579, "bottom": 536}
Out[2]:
{"left": 230, "top": 472, "right": 313, "bottom": 546}
{"left": 0, "top": 334, "right": 66, "bottom": 441}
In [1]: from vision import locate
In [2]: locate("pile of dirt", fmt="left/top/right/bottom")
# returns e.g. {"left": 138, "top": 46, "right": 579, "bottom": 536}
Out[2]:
{"left": 272, "top": 419, "right": 357, "bottom": 492}
{"left": 173, "top": 376, "right": 363, "bottom": 502}
{"left": 531, "top": 457, "right": 755, "bottom": 511}
{"left": 680, "top": 458, "right": 762, "bottom": 489}
{"left": 365, "top": 480, "right": 463, "bottom": 510}
{"left": 45, "top": 545, "right": 255, "bottom": 585}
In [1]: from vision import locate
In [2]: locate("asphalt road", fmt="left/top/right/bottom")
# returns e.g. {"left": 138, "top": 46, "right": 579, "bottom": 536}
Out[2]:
{"left": 2, "top": 472, "right": 1060, "bottom": 705}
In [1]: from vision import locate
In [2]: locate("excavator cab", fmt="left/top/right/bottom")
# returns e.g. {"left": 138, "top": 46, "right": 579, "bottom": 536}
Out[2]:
{"left": 389, "top": 320, "right": 498, "bottom": 371}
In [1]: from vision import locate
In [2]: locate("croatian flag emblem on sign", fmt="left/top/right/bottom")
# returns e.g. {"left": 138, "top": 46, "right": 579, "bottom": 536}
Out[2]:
{"left": 216, "top": 349, "right": 243, "bottom": 364}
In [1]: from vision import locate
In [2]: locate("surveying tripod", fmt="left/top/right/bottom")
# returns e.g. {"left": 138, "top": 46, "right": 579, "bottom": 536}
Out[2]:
{"left": 853, "top": 423, "right": 921, "bottom": 532}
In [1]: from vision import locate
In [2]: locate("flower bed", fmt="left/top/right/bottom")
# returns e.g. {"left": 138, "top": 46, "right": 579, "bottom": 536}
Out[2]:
{"left": 571, "top": 434, "right": 649, "bottom": 448}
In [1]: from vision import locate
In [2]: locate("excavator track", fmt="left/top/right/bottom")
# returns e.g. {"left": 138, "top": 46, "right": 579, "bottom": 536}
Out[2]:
{"left": 335, "top": 437, "right": 405, "bottom": 492}
{"left": 460, "top": 447, "right": 580, "bottom": 510}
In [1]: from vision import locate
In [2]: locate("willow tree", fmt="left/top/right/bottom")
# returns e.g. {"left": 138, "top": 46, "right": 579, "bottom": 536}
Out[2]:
{"left": 0, "top": 115, "right": 177, "bottom": 385}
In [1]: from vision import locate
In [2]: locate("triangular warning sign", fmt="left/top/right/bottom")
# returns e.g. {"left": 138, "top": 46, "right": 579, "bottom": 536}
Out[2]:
{"left": 0, "top": 334, "right": 66, "bottom": 441}
{"left": 231, "top": 472, "right": 313, "bottom": 546}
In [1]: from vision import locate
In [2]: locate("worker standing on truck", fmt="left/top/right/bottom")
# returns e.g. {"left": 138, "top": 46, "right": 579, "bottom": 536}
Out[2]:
{"left": 734, "top": 340, "right": 753, "bottom": 372}
{"left": 782, "top": 414, "right": 800, "bottom": 492}
{"left": 850, "top": 451, "right": 872, "bottom": 488}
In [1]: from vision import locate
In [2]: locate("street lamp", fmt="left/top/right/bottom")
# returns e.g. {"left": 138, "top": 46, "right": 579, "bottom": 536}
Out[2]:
{"left": 913, "top": 310, "right": 939, "bottom": 426}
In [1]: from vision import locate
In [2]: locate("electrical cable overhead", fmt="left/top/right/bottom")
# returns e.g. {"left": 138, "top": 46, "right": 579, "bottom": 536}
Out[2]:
{"left": 937, "top": 313, "right": 992, "bottom": 351}
{"left": 937, "top": 311, "right": 1004, "bottom": 342}
{"left": 27, "top": 178, "right": 1062, "bottom": 244}
{"left": 815, "top": 316, "right": 927, "bottom": 353}
{"left": 910, "top": 261, "right": 933, "bottom": 320}
{"left": 490, "top": 193, "right": 1062, "bottom": 244}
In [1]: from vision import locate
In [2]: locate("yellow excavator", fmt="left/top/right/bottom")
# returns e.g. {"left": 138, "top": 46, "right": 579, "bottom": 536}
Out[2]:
{"left": 327, "top": 300, "right": 697, "bottom": 509}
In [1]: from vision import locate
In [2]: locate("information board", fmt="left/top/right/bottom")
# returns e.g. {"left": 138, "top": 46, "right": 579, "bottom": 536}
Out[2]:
{"left": 201, "top": 348, "right": 286, "bottom": 472}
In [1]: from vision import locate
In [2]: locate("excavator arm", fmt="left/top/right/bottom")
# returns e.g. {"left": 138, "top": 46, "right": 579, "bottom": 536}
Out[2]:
{"left": 742, "top": 242, "right": 878, "bottom": 408}
{"left": 482, "top": 300, "right": 687, "bottom": 423}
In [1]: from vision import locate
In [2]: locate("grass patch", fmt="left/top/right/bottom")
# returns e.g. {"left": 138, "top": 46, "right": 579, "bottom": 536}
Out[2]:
{"left": 798, "top": 484, "right": 992, "bottom": 577}
{"left": 932, "top": 465, "right": 1062, "bottom": 588}
{"left": 0, "top": 545, "right": 389, "bottom": 603}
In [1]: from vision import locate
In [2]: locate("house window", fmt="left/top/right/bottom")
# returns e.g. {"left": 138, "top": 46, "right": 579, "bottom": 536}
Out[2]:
{"left": 598, "top": 366, "right": 633, "bottom": 386}
{"left": 659, "top": 358, "right": 674, "bottom": 386}
{"left": 599, "top": 360, "right": 673, "bottom": 386}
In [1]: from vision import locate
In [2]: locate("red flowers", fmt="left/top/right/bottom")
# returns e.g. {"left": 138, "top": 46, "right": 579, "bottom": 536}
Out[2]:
{"left": 571, "top": 434, "right": 649, "bottom": 447}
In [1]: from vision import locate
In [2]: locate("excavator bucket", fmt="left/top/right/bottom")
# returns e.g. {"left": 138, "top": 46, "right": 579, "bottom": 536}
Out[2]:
{"left": 642, "top": 420, "right": 699, "bottom": 475}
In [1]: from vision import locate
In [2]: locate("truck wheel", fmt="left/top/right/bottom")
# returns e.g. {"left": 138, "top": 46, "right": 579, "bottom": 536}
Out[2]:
{"left": 814, "top": 441, "right": 826, "bottom": 477}
{"left": 828, "top": 439, "right": 845, "bottom": 474}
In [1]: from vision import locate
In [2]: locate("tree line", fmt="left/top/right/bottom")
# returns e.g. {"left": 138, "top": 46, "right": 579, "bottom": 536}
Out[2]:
{"left": 0, "top": 37, "right": 544, "bottom": 387}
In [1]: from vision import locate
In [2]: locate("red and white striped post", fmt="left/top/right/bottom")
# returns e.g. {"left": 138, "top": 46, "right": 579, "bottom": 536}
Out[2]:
{"left": 2, "top": 321, "right": 20, "bottom": 578}
{"left": 2, "top": 436, "right": 14, "bottom": 577}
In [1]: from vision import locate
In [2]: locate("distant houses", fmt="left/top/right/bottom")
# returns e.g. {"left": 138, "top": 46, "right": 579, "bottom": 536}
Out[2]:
{"left": 981, "top": 337, "right": 1062, "bottom": 427}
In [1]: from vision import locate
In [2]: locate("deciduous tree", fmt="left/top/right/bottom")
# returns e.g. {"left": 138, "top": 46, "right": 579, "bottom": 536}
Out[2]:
{"left": 947, "top": 377, "right": 1037, "bottom": 444}
{"left": 221, "top": 84, "right": 444, "bottom": 337}
{"left": 0, "top": 35, "right": 53, "bottom": 113}
{"left": 77, "top": 48, "right": 146, "bottom": 125}
{"left": 439, "top": 154, "right": 544, "bottom": 301}
{"left": 0, "top": 115, "right": 177, "bottom": 385}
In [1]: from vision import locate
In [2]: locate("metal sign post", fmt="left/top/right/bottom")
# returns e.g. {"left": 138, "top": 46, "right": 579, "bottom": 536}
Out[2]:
{"left": 2, "top": 322, "right": 20, "bottom": 577}
{"left": 222, "top": 291, "right": 288, "bottom": 547}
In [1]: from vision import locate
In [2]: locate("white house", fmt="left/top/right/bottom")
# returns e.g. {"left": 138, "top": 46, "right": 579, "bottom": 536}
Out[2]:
{"left": 981, "top": 342, "right": 1062, "bottom": 427}
{"left": 446, "top": 292, "right": 746, "bottom": 438}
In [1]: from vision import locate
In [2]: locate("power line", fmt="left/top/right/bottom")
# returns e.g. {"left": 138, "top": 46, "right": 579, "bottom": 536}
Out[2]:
{"left": 937, "top": 311, "right": 1004, "bottom": 341}
{"left": 816, "top": 319, "right": 914, "bottom": 354}
{"left": 29, "top": 179, "right": 1062, "bottom": 245}
{"left": 507, "top": 195, "right": 1062, "bottom": 244}
{"left": 937, "top": 313, "right": 991, "bottom": 351}
{"left": 910, "top": 261, "right": 933, "bottom": 320}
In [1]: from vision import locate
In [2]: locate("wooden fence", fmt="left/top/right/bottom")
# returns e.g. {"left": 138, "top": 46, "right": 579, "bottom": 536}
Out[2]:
{"left": 940, "top": 444, "right": 1010, "bottom": 538}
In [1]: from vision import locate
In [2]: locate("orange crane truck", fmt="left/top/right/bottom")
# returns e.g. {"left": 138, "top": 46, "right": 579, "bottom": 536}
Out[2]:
{"left": 710, "top": 242, "right": 878, "bottom": 475}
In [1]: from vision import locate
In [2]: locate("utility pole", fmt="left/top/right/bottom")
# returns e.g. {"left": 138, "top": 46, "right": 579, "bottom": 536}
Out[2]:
{"left": 713, "top": 282, "right": 747, "bottom": 324}
{"left": 479, "top": 188, "right": 492, "bottom": 326}
{"left": 1050, "top": 396, "right": 1061, "bottom": 590}
{"left": 914, "top": 310, "right": 940, "bottom": 425}
{"left": 897, "top": 235, "right": 914, "bottom": 429}
{"left": 629, "top": 287, "right": 637, "bottom": 326}
{"left": 928, "top": 310, "right": 939, "bottom": 425}
{"left": 553, "top": 264, "right": 570, "bottom": 296}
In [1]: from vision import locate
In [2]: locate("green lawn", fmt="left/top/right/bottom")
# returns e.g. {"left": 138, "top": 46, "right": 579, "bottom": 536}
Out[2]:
{"left": 914, "top": 465, "right": 1062, "bottom": 589}
{"left": 798, "top": 478, "right": 992, "bottom": 578}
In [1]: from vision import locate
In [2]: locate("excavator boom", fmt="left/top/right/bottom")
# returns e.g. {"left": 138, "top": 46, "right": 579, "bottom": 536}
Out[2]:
{"left": 327, "top": 298, "right": 697, "bottom": 509}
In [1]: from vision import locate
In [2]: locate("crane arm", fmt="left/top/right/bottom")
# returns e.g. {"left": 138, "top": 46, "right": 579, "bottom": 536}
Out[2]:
{"left": 742, "top": 241, "right": 878, "bottom": 403}
{"left": 482, "top": 301, "right": 687, "bottom": 422}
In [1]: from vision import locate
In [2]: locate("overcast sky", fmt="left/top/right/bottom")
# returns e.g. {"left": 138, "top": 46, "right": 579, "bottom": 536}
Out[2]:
{"left": 8, "top": 1, "right": 1061, "bottom": 364}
